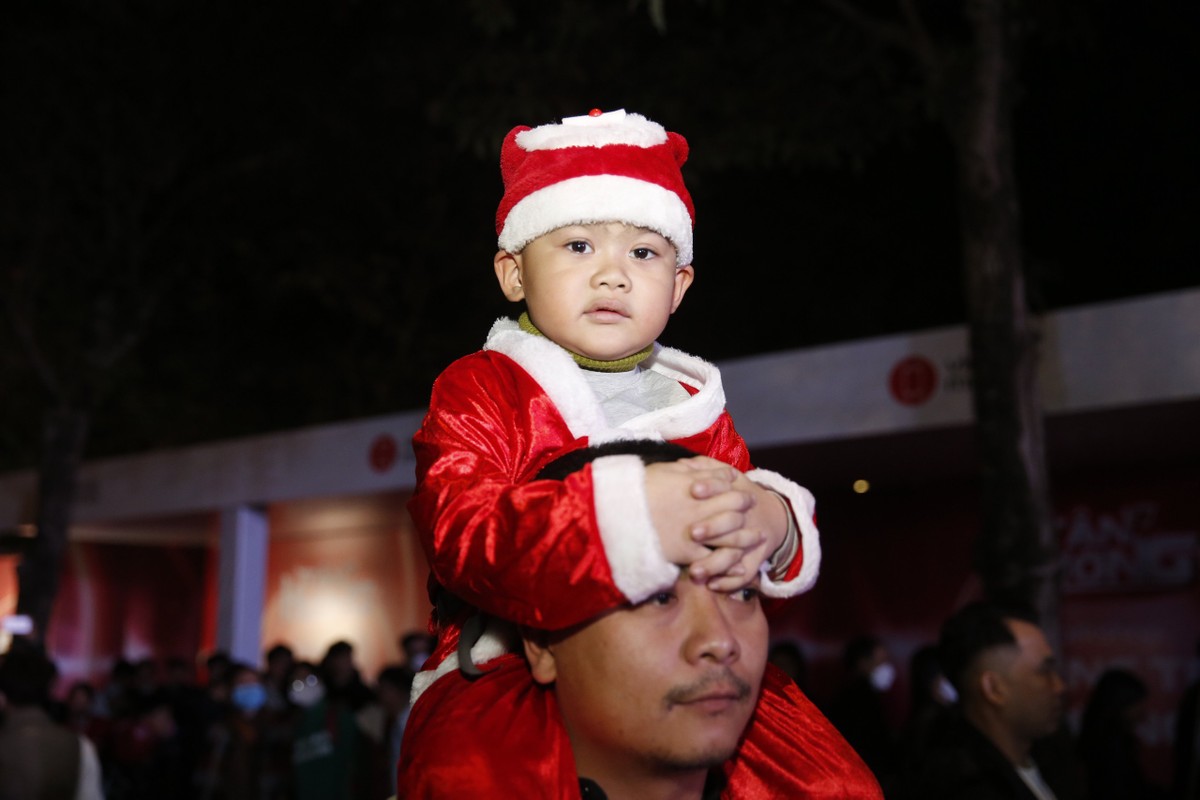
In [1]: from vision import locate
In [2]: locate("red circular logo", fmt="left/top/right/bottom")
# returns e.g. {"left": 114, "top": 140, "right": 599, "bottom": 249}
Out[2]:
{"left": 369, "top": 434, "right": 398, "bottom": 473}
{"left": 888, "top": 356, "right": 938, "bottom": 406}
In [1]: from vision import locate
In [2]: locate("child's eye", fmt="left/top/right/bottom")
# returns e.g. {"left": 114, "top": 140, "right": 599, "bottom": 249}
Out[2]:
{"left": 566, "top": 240, "right": 592, "bottom": 254}
{"left": 630, "top": 246, "right": 657, "bottom": 260}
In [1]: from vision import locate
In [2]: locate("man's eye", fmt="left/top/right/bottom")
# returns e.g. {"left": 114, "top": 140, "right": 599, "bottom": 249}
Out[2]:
{"left": 649, "top": 591, "right": 675, "bottom": 606}
{"left": 567, "top": 240, "right": 591, "bottom": 254}
{"left": 630, "top": 247, "right": 656, "bottom": 260}
{"left": 733, "top": 587, "right": 760, "bottom": 603}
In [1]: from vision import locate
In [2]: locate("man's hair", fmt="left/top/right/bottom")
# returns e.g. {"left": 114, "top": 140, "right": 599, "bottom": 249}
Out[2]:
{"left": 936, "top": 601, "right": 1038, "bottom": 693}
{"left": 266, "top": 643, "right": 293, "bottom": 662}
{"left": 537, "top": 440, "right": 698, "bottom": 481}
{"left": 0, "top": 640, "right": 57, "bottom": 707}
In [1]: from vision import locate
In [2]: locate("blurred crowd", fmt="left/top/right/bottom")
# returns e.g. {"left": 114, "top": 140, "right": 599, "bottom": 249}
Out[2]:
{"left": 774, "top": 623, "right": 1199, "bottom": 800}
{"left": 0, "top": 632, "right": 434, "bottom": 800}
{"left": 3, "top": 617, "right": 1199, "bottom": 800}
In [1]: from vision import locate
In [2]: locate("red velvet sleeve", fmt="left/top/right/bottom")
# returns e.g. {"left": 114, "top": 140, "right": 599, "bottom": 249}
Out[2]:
{"left": 408, "top": 353, "right": 627, "bottom": 630}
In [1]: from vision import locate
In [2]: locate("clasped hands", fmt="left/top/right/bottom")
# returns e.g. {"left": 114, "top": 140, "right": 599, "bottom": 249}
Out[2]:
{"left": 644, "top": 456, "right": 790, "bottom": 592}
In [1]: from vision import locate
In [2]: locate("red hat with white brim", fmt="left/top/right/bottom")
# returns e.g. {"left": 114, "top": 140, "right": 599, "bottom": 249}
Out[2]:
{"left": 495, "top": 109, "right": 695, "bottom": 266}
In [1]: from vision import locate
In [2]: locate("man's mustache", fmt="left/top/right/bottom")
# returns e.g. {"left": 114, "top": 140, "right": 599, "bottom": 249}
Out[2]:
{"left": 664, "top": 669, "right": 753, "bottom": 708}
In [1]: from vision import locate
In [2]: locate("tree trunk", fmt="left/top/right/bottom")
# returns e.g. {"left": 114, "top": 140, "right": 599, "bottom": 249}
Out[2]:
{"left": 951, "top": 0, "right": 1059, "bottom": 644}
{"left": 15, "top": 406, "right": 90, "bottom": 642}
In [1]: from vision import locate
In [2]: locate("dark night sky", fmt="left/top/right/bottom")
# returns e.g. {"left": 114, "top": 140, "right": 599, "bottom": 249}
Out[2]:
{"left": 1, "top": 2, "right": 1196, "bottom": 468}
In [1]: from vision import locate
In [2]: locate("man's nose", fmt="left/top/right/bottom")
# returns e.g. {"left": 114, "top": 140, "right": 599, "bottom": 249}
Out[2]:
{"left": 683, "top": 590, "right": 740, "bottom": 665}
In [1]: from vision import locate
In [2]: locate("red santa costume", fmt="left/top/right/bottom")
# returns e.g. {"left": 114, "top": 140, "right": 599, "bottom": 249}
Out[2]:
{"left": 398, "top": 110, "right": 881, "bottom": 797}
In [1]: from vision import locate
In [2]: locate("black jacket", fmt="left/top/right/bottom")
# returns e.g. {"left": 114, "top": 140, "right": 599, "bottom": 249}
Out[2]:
{"left": 899, "top": 712, "right": 1078, "bottom": 800}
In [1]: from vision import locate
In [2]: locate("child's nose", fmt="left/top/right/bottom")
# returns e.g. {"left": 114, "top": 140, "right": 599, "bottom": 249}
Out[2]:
{"left": 592, "top": 254, "right": 630, "bottom": 290}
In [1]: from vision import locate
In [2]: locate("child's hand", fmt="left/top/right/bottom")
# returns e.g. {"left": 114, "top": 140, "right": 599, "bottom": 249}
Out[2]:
{"left": 687, "top": 470, "right": 790, "bottom": 593}
{"left": 643, "top": 456, "right": 755, "bottom": 568}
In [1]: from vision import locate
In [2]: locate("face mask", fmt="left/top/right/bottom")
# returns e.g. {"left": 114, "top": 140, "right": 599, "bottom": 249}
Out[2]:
{"left": 869, "top": 661, "right": 896, "bottom": 692}
{"left": 289, "top": 675, "right": 326, "bottom": 708}
{"left": 231, "top": 682, "right": 267, "bottom": 713}
{"left": 934, "top": 675, "right": 958, "bottom": 704}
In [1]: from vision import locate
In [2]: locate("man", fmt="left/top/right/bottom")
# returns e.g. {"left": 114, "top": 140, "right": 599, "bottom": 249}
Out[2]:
{"left": 0, "top": 640, "right": 104, "bottom": 800}
{"left": 399, "top": 441, "right": 880, "bottom": 798}
{"left": 522, "top": 557, "right": 766, "bottom": 798}
{"left": 901, "top": 601, "right": 1079, "bottom": 800}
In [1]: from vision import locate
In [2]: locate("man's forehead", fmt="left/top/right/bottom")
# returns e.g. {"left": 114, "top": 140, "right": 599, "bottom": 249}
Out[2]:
{"left": 1004, "top": 618, "right": 1053, "bottom": 662}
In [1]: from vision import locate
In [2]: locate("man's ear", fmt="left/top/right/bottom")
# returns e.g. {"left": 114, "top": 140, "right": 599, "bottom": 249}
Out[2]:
{"left": 494, "top": 250, "right": 525, "bottom": 302}
{"left": 521, "top": 629, "right": 558, "bottom": 686}
{"left": 670, "top": 265, "right": 694, "bottom": 313}
{"left": 979, "top": 669, "right": 1008, "bottom": 707}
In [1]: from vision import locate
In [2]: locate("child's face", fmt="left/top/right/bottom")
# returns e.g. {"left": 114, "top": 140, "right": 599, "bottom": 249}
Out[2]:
{"left": 494, "top": 222, "right": 694, "bottom": 361}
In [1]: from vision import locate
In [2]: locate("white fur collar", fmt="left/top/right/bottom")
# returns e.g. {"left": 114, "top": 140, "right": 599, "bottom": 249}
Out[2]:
{"left": 482, "top": 318, "right": 726, "bottom": 441}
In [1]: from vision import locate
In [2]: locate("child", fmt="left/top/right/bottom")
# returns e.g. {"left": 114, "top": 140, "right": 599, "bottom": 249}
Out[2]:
{"left": 401, "top": 109, "right": 868, "bottom": 796}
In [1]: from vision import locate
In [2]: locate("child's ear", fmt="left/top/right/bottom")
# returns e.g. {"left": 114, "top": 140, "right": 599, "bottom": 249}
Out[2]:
{"left": 494, "top": 250, "right": 525, "bottom": 302}
{"left": 670, "top": 264, "right": 695, "bottom": 313}
{"left": 521, "top": 629, "right": 558, "bottom": 686}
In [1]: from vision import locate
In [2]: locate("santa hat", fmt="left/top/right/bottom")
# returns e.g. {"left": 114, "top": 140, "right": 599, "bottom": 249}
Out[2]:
{"left": 495, "top": 109, "right": 695, "bottom": 266}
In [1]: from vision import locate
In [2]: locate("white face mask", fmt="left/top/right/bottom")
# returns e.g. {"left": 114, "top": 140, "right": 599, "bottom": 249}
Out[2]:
{"left": 289, "top": 674, "right": 326, "bottom": 708}
{"left": 869, "top": 661, "right": 897, "bottom": 692}
{"left": 934, "top": 675, "right": 958, "bottom": 704}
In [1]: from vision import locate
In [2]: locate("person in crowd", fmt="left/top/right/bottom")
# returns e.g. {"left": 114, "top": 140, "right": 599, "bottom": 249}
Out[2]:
{"left": 95, "top": 657, "right": 136, "bottom": 720}
{"left": 0, "top": 639, "right": 104, "bottom": 800}
{"left": 262, "top": 644, "right": 295, "bottom": 711}
{"left": 259, "top": 644, "right": 298, "bottom": 800}
{"left": 901, "top": 600, "right": 1081, "bottom": 800}
{"left": 160, "top": 655, "right": 208, "bottom": 796}
{"left": 364, "top": 664, "right": 413, "bottom": 799}
{"left": 195, "top": 662, "right": 268, "bottom": 800}
{"left": 399, "top": 441, "right": 880, "bottom": 798}
{"left": 405, "top": 106, "right": 823, "bottom": 796}
{"left": 204, "top": 651, "right": 232, "bottom": 690}
{"left": 1173, "top": 639, "right": 1200, "bottom": 800}
{"left": 62, "top": 679, "right": 111, "bottom": 754}
{"left": 398, "top": 632, "right": 434, "bottom": 674}
{"left": 107, "top": 688, "right": 186, "bottom": 799}
{"left": 897, "top": 643, "right": 957, "bottom": 781}
{"left": 320, "top": 640, "right": 375, "bottom": 712}
{"left": 292, "top": 648, "right": 373, "bottom": 799}
{"left": 767, "top": 639, "right": 810, "bottom": 694}
{"left": 827, "top": 633, "right": 900, "bottom": 789}
{"left": 1079, "top": 667, "right": 1168, "bottom": 800}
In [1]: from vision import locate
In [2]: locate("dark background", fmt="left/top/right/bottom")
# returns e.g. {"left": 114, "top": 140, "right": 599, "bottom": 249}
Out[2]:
{"left": 1, "top": 1, "right": 1196, "bottom": 471}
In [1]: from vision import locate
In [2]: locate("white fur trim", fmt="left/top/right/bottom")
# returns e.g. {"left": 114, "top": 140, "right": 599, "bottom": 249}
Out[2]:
{"left": 483, "top": 321, "right": 725, "bottom": 442}
{"left": 623, "top": 346, "right": 726, "bottom": 440}
{"left": 408, "top": 620, "right": 518, "bottom": 705}
{"left": 497, "top": 174, "right": 694, "bottom": 266}
{"left": 745, "top": 468, "right": 822, "bottom": 597}
{"left": 517, "top": 110, "right": 667, "bottom": 151}
{"left": 591, "top": 454, "right": 680, "bottom": 602}
{"left": 483, "top": 318, "right": 608, "bottom": 438}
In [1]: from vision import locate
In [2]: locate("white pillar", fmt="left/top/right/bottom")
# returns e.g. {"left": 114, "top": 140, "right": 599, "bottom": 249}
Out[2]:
{"left": 216, "top": 504, "right": 268, "bottom": 667}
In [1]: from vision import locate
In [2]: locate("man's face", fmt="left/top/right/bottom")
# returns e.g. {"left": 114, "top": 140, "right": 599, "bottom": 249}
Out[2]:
{"left": 525, "top": 573, "right": 767, "bottom": 781}
{"left": 996, "top": 618, "right": 1065, "bottom": 741}
{"left": 495, "top": 222, "right": 693, "bottom": 361}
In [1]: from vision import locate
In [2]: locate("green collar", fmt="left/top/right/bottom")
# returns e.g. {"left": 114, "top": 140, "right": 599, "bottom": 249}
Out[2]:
{"left": 518, "top": 312, "right": 654, "bottom": 372}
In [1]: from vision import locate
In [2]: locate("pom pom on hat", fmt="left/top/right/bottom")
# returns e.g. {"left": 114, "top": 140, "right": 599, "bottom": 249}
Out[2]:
{"left": 495, "top": 109, "right": 695, "bottom": 266}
